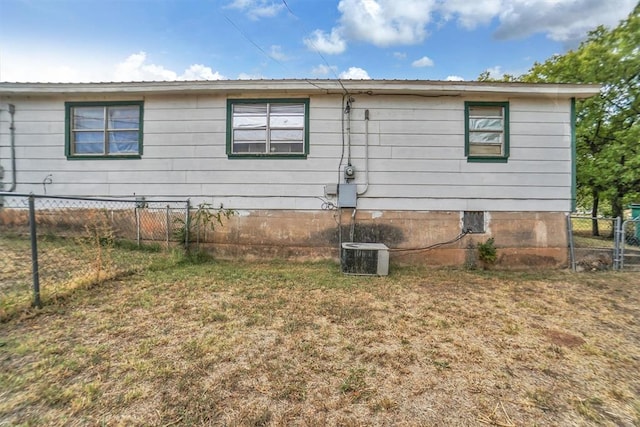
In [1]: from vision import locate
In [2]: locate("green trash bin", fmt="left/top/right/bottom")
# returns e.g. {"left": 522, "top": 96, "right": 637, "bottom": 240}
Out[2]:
{"left": 630, "top": 204, "right": 640, "bottom": 242}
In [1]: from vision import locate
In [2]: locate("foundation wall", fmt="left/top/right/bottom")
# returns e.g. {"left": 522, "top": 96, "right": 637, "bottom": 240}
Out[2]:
{"left": 0, "top": 205, "right": 569, "bottom": 268}
{"left": 208, "top": 209, "right": 569, "bottom": 268}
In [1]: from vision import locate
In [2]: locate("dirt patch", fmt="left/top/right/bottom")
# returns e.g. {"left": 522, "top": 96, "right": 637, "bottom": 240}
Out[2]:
{"left": 544, "top": 330, "right": 586, "bottom": 348}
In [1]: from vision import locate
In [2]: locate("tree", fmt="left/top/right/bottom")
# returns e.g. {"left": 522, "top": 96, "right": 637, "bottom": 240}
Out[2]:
{"left": 482, "top": 4, "right": 640, "bottom": 226}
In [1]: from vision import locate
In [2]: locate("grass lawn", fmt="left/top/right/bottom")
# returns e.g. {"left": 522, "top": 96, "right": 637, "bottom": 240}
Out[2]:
{"left": 1, "top": 260, "right": 639, "bottom": 426}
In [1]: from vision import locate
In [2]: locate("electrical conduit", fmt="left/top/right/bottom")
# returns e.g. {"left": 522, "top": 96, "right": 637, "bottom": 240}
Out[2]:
{"left": 357, "top": 109, "right": 370, "bottom": 195}
{"left": 5, "top": 104, "right": 17, "bottom": 192}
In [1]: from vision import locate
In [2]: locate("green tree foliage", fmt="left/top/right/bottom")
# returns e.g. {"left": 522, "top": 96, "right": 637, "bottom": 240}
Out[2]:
{"left": 482, "top": 4, "right": 639, "bottom": 223}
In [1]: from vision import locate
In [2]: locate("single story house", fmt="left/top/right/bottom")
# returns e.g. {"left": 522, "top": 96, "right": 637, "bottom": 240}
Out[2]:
{"left": 0, "top": 79, "right": 600, "bottom": 267}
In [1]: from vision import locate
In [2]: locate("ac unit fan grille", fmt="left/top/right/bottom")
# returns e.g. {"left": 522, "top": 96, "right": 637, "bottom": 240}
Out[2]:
{"left": 341, "top": 243, "right": 389, "bottom": 276}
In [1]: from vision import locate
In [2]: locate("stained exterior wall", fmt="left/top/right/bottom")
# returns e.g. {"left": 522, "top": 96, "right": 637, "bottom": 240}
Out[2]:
{"left": 206, "top": 210, "right": 568, "bottom": 268}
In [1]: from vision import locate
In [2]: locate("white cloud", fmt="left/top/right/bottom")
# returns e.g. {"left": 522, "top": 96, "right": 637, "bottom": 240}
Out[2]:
{"left": 338, "top": 0, "right": 437, "bottom": 46}
{"left": 1, "top": 49, "right": 224, "bottom": 83}
{"left": 269, "top": 45, "right": 289, "bottom": 61}
{"left": 0, "top": 46, "right": 116, "bottom": 82}
{"left": 114, "top": 52, "right": 225, "bottom": 81}
{"left": 339, "top": 67, "right": 371, "bottom": 79}
{"left": 393, "top": 52, "right": 407, "bottom": 60}
{"left": 446, "top": 75, "right": 465, "bottom": 81}
{"left": 439, "top": 0, "right": 503, "bottom": 29}
{"left": 493, "top": 0, "right": 637, "bottom": 42}
{"left": 181, "top": 64, "right": 225, "bottom": 80}
{"left": 226, "top": 0, "right": 284, "bottom": 20}
{"left": 304, "top": 29, "right": 347, "bottom": 55}
{"left": 305, "top": 0, "right": 636, "bottom": 56}
{"left": 311, "top": 64, "right": 338, "bottom": 76}
{"left": 114, "top": 52, "right": 175, "bottom": 81}
{"left": 438, "top": 0, "right": 636, "bottom": 42}
{"left": 412, "top": 56, "right": 434, "bottom": 67}
{"left": 484, "top": 66, "right": 504, "bottom": 79}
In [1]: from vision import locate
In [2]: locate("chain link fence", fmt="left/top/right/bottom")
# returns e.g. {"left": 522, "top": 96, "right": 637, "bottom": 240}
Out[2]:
{"left": 619, "top": 219, "right": 640, "bottom": 270}
{"left": 568, "top": 216, "right": 618, "bottom": 271}
{"left": 0, "top": 194, "right": 190, "bottom": 319}
{"left": 568, "top": 215, "right": 640, "bottom": 271}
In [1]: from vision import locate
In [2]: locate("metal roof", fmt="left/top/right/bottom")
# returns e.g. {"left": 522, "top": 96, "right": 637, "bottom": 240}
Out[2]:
{"left": 0, "top": 79, "right": 601, "bottom": 98}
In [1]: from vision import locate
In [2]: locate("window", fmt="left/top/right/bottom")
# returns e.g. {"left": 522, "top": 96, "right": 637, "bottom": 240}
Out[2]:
{"left": 465, "top": 101, "right": 509, "bottom": 162}
{"left": 66, "top": 101, "right": 143, "bottom": 158}
{"left": 227, "top": 99, "right": 309, "bottom": 158}
{"left": 463, "top": 211, "right": 485, "bottom": 233}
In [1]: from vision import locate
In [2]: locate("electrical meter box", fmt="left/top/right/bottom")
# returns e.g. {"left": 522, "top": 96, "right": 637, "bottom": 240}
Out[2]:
{"left": 338, "top": 183, "right": 357, "bottom": 208}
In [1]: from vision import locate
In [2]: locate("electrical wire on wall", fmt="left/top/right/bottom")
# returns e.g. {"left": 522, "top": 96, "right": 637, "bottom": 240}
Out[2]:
{"left": 389, "top": 229, "right": 473, "bottom": 256}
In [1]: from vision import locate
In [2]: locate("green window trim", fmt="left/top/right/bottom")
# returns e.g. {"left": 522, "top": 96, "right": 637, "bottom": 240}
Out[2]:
{"left": 464, "top": 101, "right": 509, "bottom": 163}
{"left": 226, "top": 98, "right": 310, "bottom": 159}
{"left": 65, "top": 101, "right": 144, "bottom": 159}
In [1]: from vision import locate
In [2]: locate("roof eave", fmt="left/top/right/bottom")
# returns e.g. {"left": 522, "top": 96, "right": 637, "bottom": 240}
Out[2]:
{"left": 0, "top": 79, "right": 602, "bottom": 99}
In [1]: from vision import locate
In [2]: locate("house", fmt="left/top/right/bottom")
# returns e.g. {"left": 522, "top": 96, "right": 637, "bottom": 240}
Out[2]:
{"left": 0, "top": 80, "right": 600, "bottom": 267}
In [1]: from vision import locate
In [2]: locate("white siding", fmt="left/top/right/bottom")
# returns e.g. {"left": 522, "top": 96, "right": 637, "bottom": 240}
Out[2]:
{"left": 0, "top": 92, "right": 573, "bottom": 212}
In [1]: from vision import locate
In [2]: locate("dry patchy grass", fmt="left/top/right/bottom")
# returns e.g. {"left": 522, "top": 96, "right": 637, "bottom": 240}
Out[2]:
{"left": 0, "top": 234, "right": 176, "bottom": 319}
{"left": 1, "top": 261, "right": 639, "bottom": 426}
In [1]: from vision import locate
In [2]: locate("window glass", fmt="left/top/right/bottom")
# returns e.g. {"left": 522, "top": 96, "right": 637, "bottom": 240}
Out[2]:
{"left": 465, "top": 102, "right": 509, "bottom": 161}
{"left": 73, "top": 107, "right": 104, "bottom": 130}
{"left": 67, "top": 102, "right": 142, "bottom": 158}
{"left": 108, "top": 106, "right": 139, "bottom": 129}
{"left": 74, "top": 132, "right": 104, "bottom": 154}
{"left": 229, "top": 100, "right": 308, "bottom": 157}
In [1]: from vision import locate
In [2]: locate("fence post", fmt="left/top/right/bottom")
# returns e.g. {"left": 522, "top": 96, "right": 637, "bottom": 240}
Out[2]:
{"left": 613, "top": 217, "right": 622, "bottom": 270}
{"left": 567, "top": 214, "right": 576, "bottom": 271}
{"left": 166, "top": 205, "right": 171, "bottom": 250}
{"left": 185, "top": 200, "right": 191, "bottom": 251}
{"left": 28, "top": 195, "right": 42, "bottom": 308}
{"left": 619, "top": 219, "right": 628, "bottom": 271}
{"left": 135, "top": 207, "right": 141, "bottom": 247}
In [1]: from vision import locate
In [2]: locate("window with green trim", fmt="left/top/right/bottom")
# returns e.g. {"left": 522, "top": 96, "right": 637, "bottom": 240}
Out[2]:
{"left": 465, "top": 101, "right": 509, "bottom": 162}
{"left": 227, "top": 99, "right": 309, "bottom": 158}
{"left": 66, "top": 101, "right": 143, "bottom": 158}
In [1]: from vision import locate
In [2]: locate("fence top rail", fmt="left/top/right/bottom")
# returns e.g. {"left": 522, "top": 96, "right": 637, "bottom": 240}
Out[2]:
{"left": 0, "top": 193, "right": 189, "bottom": 204}
{"left": 570, "top": 215, "right": 619, "bottom": 220}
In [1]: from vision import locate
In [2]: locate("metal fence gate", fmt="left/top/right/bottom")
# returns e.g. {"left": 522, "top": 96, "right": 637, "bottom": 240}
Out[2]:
{"left": 618, "top": 218, "right": 640, "bottom": 270}
{"left": 568, "top": 215, "right": 640, "bottom": 271}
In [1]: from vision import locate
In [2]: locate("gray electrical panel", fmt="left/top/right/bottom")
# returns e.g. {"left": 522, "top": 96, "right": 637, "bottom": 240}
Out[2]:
{"left": 338, "top": 183, "right": 357, "bottom": 208}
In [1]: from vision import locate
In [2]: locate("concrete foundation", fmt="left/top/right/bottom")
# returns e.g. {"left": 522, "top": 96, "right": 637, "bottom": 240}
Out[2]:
{"left": 207, "top": 209, "right": 569, "bottom": 268}
{"left": 0, "top": 206, "right": 569, "bottom": 268}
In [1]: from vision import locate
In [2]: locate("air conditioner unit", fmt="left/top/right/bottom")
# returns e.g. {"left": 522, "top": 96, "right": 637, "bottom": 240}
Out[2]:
{"left": 341, "top": 242, "right": 389, "bottom": 276}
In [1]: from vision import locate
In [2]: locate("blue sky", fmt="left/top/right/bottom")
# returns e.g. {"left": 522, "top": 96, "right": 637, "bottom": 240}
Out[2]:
{"left": 0, "top": 0, "right": 636, "bottom": 82}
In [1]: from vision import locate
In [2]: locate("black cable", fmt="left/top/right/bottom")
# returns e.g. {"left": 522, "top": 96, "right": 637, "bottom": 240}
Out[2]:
{"left": 389, "top": 229, "right": 472, "bottom": 255}
{"left": 312, "top": 196, "right": 337, "bottom": 210}
{"left": 280, "top": 0, "right": 349, "bottom": 96}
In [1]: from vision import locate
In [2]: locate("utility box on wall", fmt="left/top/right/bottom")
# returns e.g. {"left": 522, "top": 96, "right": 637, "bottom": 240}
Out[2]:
{"left": 338, "top": 183, "right": 357, "bottom": 208}
{"left": 341, "top": 242, "right": 389, "bottom": 276}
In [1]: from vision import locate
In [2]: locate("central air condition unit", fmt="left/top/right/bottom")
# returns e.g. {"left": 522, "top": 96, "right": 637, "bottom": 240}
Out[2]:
{"left": 341, "top": 242, "right": 389, "bottom": 276}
